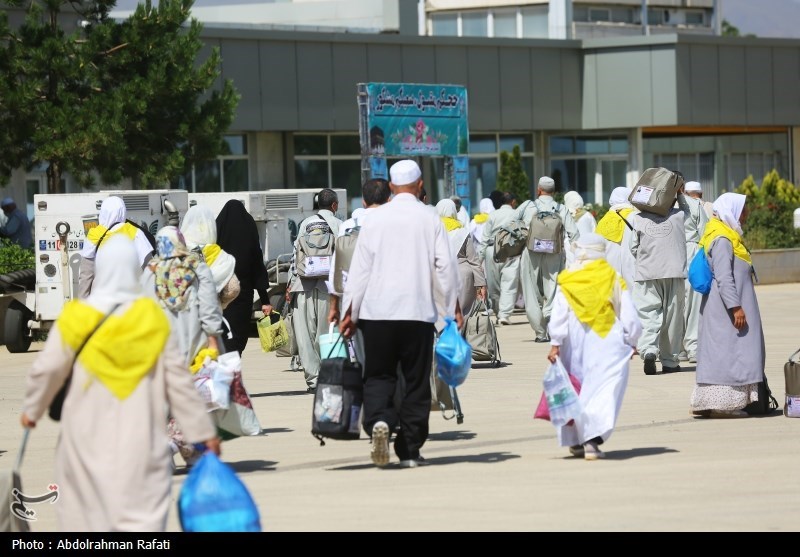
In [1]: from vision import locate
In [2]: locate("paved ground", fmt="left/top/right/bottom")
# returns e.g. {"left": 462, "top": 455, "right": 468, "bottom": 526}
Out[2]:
{"left": 1, "top": 283, "right": 798, "bottom": 532}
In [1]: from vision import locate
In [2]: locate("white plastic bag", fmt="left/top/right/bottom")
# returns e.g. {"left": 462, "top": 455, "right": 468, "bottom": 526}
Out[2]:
{"left": 193, "top": 358, "right": 234, "bottom": 411}
{"left": 542, "top": 357, "right": 581, "bottom": 428}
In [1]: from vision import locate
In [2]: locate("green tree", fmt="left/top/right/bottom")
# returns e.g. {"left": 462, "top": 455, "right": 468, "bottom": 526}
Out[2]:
{"left": 0, "top": 0, "right": 239, "bottom": 192}
{"left": 734, "top": 169, "right": 800, "bottom": 249}
{"left": 721, "top": 18, "right": 756, "bottom": 38}
{"left": 497, "top": 145, "right": 530, "bottom": 202}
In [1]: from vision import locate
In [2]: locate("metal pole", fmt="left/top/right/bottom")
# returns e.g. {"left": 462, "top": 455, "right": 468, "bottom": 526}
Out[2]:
{"left": 641, "top": 0, "right": 649, "bottom": 36}
{"left": 444, "top": 156, "right": 455, "bottom": 200}
{"left": 357, "top": 83, "right": 370, "bottom": 187}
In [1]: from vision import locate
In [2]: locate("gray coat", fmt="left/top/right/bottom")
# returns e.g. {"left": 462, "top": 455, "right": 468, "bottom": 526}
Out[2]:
{"left": 696, "top": 237, "right": 765, "bottom": 385}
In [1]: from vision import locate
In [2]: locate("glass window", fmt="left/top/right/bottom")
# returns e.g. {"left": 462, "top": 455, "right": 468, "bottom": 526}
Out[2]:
{"left": 550, "top": 136, "right": 574, "bottom": 155}
{"left": 493, "top": 10, "right": 517, "bottom": 38}
{"left": 499, "top": 134, "right": 533, "bottom": 153}
{"left": 470, "top": 135, "right": 497, "bottom": 154}
{"left": 610, "top": 138, "right": 629, "bottom": 154}
{"left": 194, "top": 160, "right": 221, "bottom": 193}
{"left": 589, "top": 8, "right": 610, "bottom": 22}
{"left": 294, "top": 160, "right": 328, "bottom": 189}
{"left": 573, "top": 6, "right": 588, "bottom": 22}
{"left": 331, "top": 160, "right": 362, "bottom": 208}
{"left": 611, "top": 8, "right": 634, "bottom": 23}
{"left": 648, "top": 9, "right": 663, "bottom": 25}
{"left": 224, "top": 135, "right": 247, "bottom": 156}
{"left": 576, "top": 137, "right": 610, "bottom": 155}
{"left": 601, "top": 160, "right": 629, "bottom": 204}
{"left": 685, "top": 11, "right": 704, "bottom": 25}
{"left": 462, "top": 11, "right": 488, "bottom": 37}
{"left": 171, "top": 169, "right": 192, "bottom": 191}
{"left": 330, "top": 135, "right": 360, "bottom": 156}
{"left": 521, "top": 6, "right": 548, "bottom": 38}
{"left": 223, "top": 159, "right": 249, "bottom": 192}
{"left": 293, "top": 135, "right": 327, "bottom": 156}
{"left": 431, "top": 13, "right": 458, "bottom": 36}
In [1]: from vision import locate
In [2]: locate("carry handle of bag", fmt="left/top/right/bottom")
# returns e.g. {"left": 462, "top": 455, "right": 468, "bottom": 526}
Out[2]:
{"left": 789, "top": 348, "right": 800, "bottom": 363}
{"left": 15, "top": 428, "right": 30, "bottom": 473}
{"left": 615, "top": 210, "right": 634, "bottom": 231}
{"left": 324, "top": 322, "right": 347, "bottom": 360}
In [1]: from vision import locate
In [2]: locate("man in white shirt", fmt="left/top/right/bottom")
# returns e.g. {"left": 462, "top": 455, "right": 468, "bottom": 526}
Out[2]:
{"left": 681, "top": 181, "right": 709, "bottom": 363}
{"left": 287, "top": 188, "right": 343, "bottom": 393}
{"left": 340, "top": 160, "right": 462, "bottom": 469}
{"left": 479, "top": 191, "right": 522, "bottom": 326}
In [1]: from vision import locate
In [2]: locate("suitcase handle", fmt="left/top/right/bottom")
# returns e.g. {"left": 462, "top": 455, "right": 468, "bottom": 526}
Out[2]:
{"left": 790, "top": 348, "right": 800, "bottom": 364}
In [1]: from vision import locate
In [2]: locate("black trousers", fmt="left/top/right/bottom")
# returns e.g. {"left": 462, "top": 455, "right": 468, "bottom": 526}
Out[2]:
{"left": 359, "top": 319, "right": 435, "bottom": 461}
{"left": 223, "top": 295, "right": 252, "bottom": 355}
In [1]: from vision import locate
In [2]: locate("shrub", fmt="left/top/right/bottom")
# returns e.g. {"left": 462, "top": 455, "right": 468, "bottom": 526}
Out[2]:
{"left": 0, "top": 238, "right": 35, "bottom": 275}
{"left": 735, "top": 170, "right": 800, "bottom": 249}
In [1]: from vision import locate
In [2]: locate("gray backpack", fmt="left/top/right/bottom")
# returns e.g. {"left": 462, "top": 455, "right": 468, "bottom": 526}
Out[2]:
{"left": 295, "top": 214, "right": 335, "bottom": 278}
{"left": 493, "top": 220, "right": 528, "bottom": 263}
{"left": 332, "top": 220, "right": 360, "bottom": 293}
{"left": 527, "top": 200, "right": 564, "bottom": 254}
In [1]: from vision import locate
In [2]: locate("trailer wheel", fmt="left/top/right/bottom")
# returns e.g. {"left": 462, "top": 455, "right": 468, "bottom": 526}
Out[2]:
{"left": 5, "top": 301, "right": 32, "bottom": 353}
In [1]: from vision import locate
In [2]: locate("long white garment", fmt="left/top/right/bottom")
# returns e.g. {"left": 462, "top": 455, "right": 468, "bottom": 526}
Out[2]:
{"left": 548, "top": 286, "right": 642, "bottom": 448}
{"left": 343, "top": 193, "right": 458, "bottom": 323}
{"left": 294, "top": 288, "right": 331, "bottom": 389}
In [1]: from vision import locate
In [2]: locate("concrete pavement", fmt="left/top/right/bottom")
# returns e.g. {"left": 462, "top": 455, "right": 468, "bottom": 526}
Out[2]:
{"left": 1, "top": 283, "right": 799, "bottom": 532}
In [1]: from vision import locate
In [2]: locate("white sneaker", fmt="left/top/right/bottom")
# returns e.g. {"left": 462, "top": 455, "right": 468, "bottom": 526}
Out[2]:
{"left": 499, "top": 317, "right": 512, "bottom": 326}
{"left": 584, "top": 441, "right": 606, "bottom": 461}
{"left": 370, "top": 421, "right": 390, "bottom": 467}
{"left": 398, "top": 456, "right": 429, "bottom": 468}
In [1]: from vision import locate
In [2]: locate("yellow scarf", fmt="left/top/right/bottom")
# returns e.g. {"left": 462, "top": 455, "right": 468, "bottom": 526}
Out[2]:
{"left": 596, "top": 208, "right": 634, "bottom": 244}
{"left": 441, "top": 217, "right": 463, "bottom": 232}
{"left": 698, "top": 218, "right": 752, "bottom": 266}
{"left": 190, "top": 347, "right": 220, "bottom": 374}
{"left": 557, "top": 259, "right": 626, "bottom": 338}
{"left": 202, "top": 244, "right": 221, "bottom": 266}
{"left": 473, "top": 213, "right": 489, "bottom": 224}
{"left": 57, "top": 298, "right": 170, "bottom": 400}
{"left": 86, "top": 222, "right": 140, "bottom": 247}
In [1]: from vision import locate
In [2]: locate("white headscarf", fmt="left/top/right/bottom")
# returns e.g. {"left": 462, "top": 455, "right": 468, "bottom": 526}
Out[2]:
{"left": 436, "top": 199, "right": 469, "bottom": 257}
{"left": 569, "top": 232, "right": 608, "bottom": 269}
{"left": 79, "top": 196, "right": 127, "bottom": 258}
{"left": 179, "top": 205, "right": 236, "bottom": 294}
{"left": 436, "top": 199, "right": 458, "bottom": 219}
{"left": 712, "top": 192, "right": 746, "bottom": 235}
{"left": 478, "top": 198, "right": 494, "bottom": 214}
{"left": 88, "top": 235, "right": 143, "bottom": 314}
{"left": 609, "top": 187, "right": 632, "bottom": 208}
{"left": 563, "top": 191, "right": 585, "bottom": 217}
{"left": 181, "top": 205, "right": 218, "bottom": 248}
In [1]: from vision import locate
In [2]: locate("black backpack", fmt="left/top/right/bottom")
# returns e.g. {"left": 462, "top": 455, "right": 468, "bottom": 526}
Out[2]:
{"left": 743, "top": 373, "right": 779, "bottom": 415}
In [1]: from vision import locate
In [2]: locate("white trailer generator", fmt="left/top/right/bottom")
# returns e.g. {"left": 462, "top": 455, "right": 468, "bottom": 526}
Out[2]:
{"left": 3, "top": 189, "right": 188, "bottom": 352}
{"left": 187, "top": 188, "right": 347, "bottom": 310}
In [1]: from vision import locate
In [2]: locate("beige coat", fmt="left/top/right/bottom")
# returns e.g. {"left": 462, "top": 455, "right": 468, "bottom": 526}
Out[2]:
{"left": 23, "top": 324, "right": 215, "bottom": 531}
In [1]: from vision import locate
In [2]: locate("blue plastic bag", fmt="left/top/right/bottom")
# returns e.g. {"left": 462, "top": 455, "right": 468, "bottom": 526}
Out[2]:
{"left": 178, "top": 451, "right": 261, "bottom": 532}
{"left": 435, "top": 318, "right": 472, "bottom": 387}
{"left": 688, "top": 246, "right": 712, "bottom": 294}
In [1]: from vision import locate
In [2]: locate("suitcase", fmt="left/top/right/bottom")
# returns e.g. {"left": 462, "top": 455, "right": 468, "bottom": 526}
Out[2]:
{"left": 784, "top": 348, "right": 800, "bottom": 417}
{"left": 629, "top": 167, "right": 685, "bottom": 216}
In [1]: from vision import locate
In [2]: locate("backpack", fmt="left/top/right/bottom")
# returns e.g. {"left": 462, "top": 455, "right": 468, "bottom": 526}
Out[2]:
{"left": 462, "top": 299, "right": 501, "bottom": 367}
{"left": 743, "top": 372, "right": 779, "bottom": 416}
{"left": 527, "top": 200, "right": 564, "bottom": 254}
{"left": 332, "top": 220, "right": 360, "bottom": 293}
{"left": 493, "top": 219, "right": 528, "bottom": 263}
{"left": 295, "top": 214, "right": 335, "bottom": 278}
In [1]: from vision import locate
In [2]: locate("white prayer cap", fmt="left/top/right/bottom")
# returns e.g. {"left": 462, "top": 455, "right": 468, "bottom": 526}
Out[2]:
{"left": 389, "top": 160, "right": 422, "bottom": 186}
{"left": 685, "top": 181, "right": 702, "bottom": 193}
{"left": 538, "top": 176, "right": 555, "bottom": 191}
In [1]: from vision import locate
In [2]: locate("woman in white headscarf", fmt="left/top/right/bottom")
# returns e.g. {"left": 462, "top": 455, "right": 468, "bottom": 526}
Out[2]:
{"left": 546, "top": 233, "right": 642, "bottom": 460}
{"left": 436, "top": 199, "right": 486, "bottom": 319}
{"left": 21, "top": 235, "right": 219, "bottom": 531}
{"left": 563, "top": 191, "right": 598, "bottom": 266}
{"left": 691, "top": 193, "right": 766, "bottom": 419}
{"left": 595, "top": 187, "right": 637, "bottom": 288}
{"left": 78, "top": 195, "right": 156, "bottom": 299}
{"left": 469, "top": 197, "right": 495, "bottom": 246}
{"left": 181, "top": 205, "right": 240, "bottom": 310}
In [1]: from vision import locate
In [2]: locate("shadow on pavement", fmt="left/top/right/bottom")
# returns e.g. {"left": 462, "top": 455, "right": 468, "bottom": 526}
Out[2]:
{"left": 588, "top": 446, "right": 679, "bottom": 461}
{"left": 259, "top": 427, "right": 293, "bottom": 435}
{"left": 471, "top": 362, "right": 510, "bottom": 369}
{"left": 427, "top": 430, "right": 477, "bottom": 442}
{"left": 328, "top": 452, "right": 519, "bottom": 471}
{"left": 227, "top": 460, "right": 278, "bottom": 473}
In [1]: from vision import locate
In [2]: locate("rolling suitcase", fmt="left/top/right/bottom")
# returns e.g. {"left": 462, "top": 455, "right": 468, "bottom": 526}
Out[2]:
{"left": 784, "top": 348, "right": 800, "bottom": 417}
{"left": 629, "top": 167, "right": 685, "bottom": 216}
{"left": 463, "top": 299, "right": 501, "bottom": 368}
{"left": 0, "top": 429, "right": 31, "bottom": 532}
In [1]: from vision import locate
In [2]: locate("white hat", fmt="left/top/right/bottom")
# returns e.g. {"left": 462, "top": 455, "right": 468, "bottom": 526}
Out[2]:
{"left": 538, "top": 176, "right": 555, "bottom": 189}
{"left": 685, "top": 181, "right": 702, "bottom": 192}
{"left": 389, "top": 160, "right": 422, "bottom": 186}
